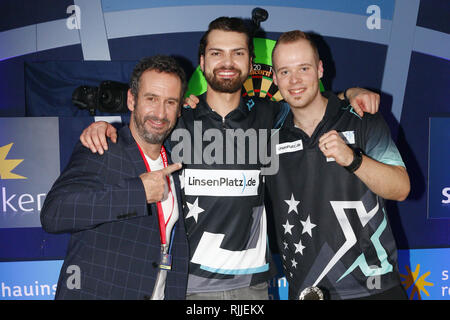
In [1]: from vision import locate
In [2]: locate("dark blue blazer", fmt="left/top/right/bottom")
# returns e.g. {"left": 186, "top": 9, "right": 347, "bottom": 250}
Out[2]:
{"left": 41, "top": 126, "right": 189, "bottom": 300}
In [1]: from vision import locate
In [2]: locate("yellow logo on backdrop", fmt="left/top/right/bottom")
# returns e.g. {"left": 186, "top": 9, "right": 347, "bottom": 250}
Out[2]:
{"left": 0, "top": 143, "right": 27, "bottom": 180}
{"left": 400, "top": 264, "right": 434, "bottom": 300}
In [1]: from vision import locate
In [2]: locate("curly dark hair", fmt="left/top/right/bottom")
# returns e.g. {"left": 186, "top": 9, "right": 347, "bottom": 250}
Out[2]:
{"left": 129, "top": 55, "right": 187, "bottom": 103}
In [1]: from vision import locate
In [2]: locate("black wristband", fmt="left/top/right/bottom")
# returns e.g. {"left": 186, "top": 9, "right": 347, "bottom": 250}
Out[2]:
{"left": 344, "top": 148, "right": 363, "bottom": 173}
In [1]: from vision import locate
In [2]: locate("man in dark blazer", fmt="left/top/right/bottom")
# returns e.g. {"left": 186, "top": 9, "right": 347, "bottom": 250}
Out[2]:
{"left": 40, "top": 55, "right": 189, "bottom": 300}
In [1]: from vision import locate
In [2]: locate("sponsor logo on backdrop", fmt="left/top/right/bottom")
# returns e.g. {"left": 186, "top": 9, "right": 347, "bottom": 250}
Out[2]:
{"left": 0, "top": 143, "right": 26, "bottom": 180}
{"left": 0, "top": 260, "right": 63, "bottom": 300}
{"left": 1, "top": 281, "right": 57, "bottom": 299}
{"left": 0, "top": 143, "right": 46, "bottom": 216}
{"left": 400, "top": 264, "right": 434, "bottom": 300}
{"left": 398, "top": 248, "right": 450, "bottom": 300}
{"left": 442, "top": 187, "right": 450, "bottom": 204}
{"left": 428, "top": 117, "right": 450, "bottom": 219}
{"left": 0, "top": 118, "right": 60, "bottom": 228}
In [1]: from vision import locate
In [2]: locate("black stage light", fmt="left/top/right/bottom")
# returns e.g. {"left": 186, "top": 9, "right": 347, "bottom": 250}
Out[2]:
{"left": 72, "top": 85, "right": 99, "bottom": 115}
{"left": 72, "top": 81, "right": 129, "bottom": 115}
{"left": 97, "top": 81, "right": 129, "bottom": 113}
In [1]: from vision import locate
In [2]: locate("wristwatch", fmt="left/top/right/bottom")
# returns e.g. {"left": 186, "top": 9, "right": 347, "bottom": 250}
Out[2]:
{"left": 344, "top": 147, "right": 363, "bottom": 173}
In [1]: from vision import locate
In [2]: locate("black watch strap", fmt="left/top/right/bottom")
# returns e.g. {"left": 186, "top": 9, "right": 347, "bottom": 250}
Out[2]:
{"left": 345, "top": 148, "right": 363, "bottom": 173}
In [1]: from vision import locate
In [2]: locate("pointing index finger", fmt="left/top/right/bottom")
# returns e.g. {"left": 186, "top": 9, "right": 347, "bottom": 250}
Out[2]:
{"left": 161, "top": 163, "right": 182, "bottom": 176}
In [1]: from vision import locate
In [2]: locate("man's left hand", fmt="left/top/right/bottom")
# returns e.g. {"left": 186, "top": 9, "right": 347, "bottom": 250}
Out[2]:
{"left": 183, "top": 94, "right": 200, "bottom": 109}
{"left": 319, "top": 130, "right": 355, "bottom": 167}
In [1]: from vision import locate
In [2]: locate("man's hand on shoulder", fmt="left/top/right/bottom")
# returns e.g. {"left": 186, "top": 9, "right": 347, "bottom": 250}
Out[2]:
{"left": 343, "top": 87, "right": 380, "bottom": 117}
{"left": 183, "top": 94, "right": 200, "bottom": 109}
{"left": 80, "top": 121, "right": 118, "bottom": 155}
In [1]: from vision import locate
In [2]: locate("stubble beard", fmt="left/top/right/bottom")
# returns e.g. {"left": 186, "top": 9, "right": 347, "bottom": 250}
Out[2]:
{"left": 132, "top": 109, "right": 173, "bottom": 145}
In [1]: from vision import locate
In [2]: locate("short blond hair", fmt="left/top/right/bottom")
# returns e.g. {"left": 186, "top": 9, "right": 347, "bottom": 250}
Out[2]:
{"left": 272, "top": 30, "right": 320, "bottom": 66}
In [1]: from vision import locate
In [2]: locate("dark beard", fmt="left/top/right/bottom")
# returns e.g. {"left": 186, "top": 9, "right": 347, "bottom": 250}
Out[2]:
{"left": 204, "top": 69, "right": 246, "bottom": 93}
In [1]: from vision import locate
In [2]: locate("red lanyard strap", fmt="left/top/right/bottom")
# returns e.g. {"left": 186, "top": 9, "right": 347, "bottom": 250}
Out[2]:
{"left": 137, "top": 144, "right": 174, "bottom": 245}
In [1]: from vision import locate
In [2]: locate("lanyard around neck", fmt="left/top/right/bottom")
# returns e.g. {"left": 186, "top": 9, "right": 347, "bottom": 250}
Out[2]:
{"left": 136, "top": 143, "right": 174, "bottom": 245}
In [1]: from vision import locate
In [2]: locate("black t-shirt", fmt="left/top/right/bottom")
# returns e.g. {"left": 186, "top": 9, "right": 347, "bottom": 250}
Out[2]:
{"left": 265, "top": 92, "right": 406, "bottom": 299}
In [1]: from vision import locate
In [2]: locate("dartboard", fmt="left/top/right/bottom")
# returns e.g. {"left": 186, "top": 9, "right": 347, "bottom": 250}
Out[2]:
{"left": 242, "top": 59, "right": 283, "bottom": 102}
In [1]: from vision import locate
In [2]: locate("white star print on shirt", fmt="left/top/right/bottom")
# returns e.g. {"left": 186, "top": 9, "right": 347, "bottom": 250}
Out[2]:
{"left": 291, "top": 258, "right": 298, "bottom": 268}
{"left": 284, "top": 193, "right": 300, "bottom": 214}
{"left": 282, "top": 219, "right": 294, "bottom": 235}
{"left": 185, "top": 197, "right": 204, "bottom": 223}
{"left": 300, "top": 215, "right": 316, "bottom": 237}
{"left": 294, "top": 240, "right": 305, "bottom": 255}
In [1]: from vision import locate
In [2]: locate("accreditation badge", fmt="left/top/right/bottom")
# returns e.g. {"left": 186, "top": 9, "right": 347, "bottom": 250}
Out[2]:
{"left": 159, "top": 246, "right": 172, "bottom": 270}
